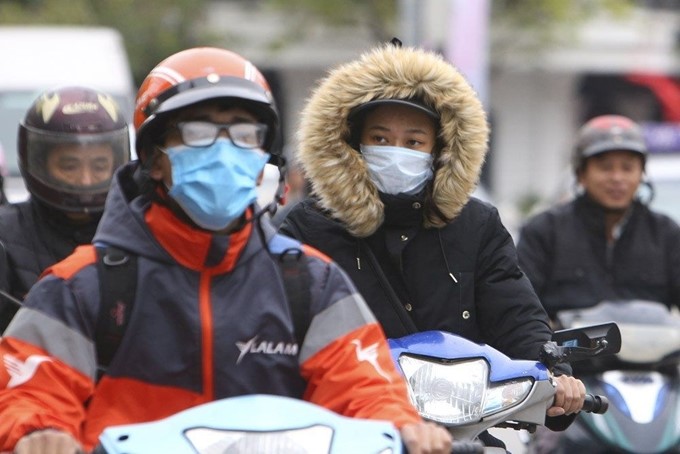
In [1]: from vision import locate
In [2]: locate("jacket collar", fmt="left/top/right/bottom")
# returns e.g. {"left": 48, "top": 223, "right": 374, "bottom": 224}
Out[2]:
{"left": 574, "top": 194, "right": 637, "bottom": 237}
{"left": 145, "top": 201, "right": 252, "bottom": 273}
{"left": 381, "top": 192, "right": 426, "bottom": 229}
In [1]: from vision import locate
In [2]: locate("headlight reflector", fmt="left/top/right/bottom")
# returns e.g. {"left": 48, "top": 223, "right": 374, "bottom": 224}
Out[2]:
{"left": 398, "top": 355, "right": 533, "bottom": 425}
{"left": 185, "top": 426, "right": 334, "bottom": 454}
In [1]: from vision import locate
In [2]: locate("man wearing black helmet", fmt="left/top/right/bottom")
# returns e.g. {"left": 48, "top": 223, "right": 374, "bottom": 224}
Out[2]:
{"left": 0, "top": 47, "right": 451, "bottom": 454}
{"left": 0, "top": 86, "right": 130, "bottom": 331}
{"left": 517, "top": 114, "right": 680, "bottom": 319}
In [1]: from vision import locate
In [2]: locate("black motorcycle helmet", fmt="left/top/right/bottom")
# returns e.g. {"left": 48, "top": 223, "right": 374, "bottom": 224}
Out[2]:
{"left": 18, "top": 86, "right": 130, "bottom": 213}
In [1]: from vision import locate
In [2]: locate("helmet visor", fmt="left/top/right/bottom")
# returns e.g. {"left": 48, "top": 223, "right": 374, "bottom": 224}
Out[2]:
{"left": 23, "top": 125, "right": 130, "bottom": 203}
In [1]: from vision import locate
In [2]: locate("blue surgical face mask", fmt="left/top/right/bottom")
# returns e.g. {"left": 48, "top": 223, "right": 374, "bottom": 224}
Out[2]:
{"left": 164, "top": 138, "right": 270, "bottom": 230}
{"left": 360, "top": 145, "right": 434, "bottom": 195}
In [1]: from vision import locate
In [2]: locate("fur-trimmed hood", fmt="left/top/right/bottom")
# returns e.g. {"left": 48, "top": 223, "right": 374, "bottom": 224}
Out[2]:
{"left": 296, "top": 43, "right": 489, "bottom": 237}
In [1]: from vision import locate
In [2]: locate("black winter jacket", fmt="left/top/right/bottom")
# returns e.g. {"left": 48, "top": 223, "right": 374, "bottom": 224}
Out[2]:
{"left": 517, "top": 194, "right": 680, "bottom": 319}
{"left": 281, "top": 43, "right": 575, "bottom": 436}
{"left": 282, "top": 44, "right": 557, "bottom": 363}
{"left": 281, "top": 193, "right": 554, "bottom": 361}
{"left": 0, "top": 200, "right": 99, "bottom": 331}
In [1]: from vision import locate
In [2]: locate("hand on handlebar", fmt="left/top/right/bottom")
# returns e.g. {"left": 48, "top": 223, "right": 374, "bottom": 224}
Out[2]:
{"left": 400, "top": 420, "right": 452, "bottom": 454}
{"left": 548, "top": 375, "right": 586, "bottom": 417}
{"left": 13, "top": 428, "right": 84, "bottom": 454}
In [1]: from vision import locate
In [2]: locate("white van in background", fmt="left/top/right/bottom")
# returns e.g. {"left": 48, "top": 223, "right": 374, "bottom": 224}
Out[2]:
{"left": 0, "top": 25, "right": 136, "bottom": 202}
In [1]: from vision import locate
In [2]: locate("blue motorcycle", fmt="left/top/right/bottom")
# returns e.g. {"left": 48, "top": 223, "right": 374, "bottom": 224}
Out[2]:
{"left": 94, "top": 393, "right": 485, "bottom": 453}
{"left": 388, "top": 323, "right": 617, "bottom": 452}
{"left": 95, "top": 394, "right": 403, "bottom": 453}
{"left": 93, "top": 323, "right": 616, "bottom": 454}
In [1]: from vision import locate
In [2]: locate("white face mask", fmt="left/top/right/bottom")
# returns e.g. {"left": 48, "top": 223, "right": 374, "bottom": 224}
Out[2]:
{"left": 360, "top": 144, "right": 434, "bottom": 195}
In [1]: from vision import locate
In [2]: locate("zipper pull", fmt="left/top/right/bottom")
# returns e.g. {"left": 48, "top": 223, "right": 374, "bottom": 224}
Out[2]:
{"left": 356, "top": 257, "right": 361, "bottom": 270}
{"left": 449, "top": 272, "right": 458, "bottom": 283}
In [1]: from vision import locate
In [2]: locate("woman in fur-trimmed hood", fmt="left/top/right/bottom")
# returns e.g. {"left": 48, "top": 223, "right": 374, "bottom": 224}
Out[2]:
{"left": 279, "top": 43, "right": 586, "bottom": 440}
{"left": 296, "top": 41, "right": 488, "bottom": 237}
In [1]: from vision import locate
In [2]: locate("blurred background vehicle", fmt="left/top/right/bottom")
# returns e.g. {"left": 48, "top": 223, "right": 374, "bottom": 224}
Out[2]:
{"left": 0, "top": 25, "right": 135, "bottom": 203}
{"left": 647, "top": 155, "right": 680, "bottom": 223}
{"left": 642, "top": 122, "right": 680, "bottom": 224}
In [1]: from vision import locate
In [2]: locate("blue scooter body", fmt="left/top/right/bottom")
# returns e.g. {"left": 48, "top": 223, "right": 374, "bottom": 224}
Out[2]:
{"left": 96, "top": 394, "right": 402, "bottom": 454}
{"left": 388, "top": 330, "right": 550, "bottom": 383}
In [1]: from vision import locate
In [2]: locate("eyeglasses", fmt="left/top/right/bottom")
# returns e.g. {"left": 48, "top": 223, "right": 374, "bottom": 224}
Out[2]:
{"left": 172, "top": 121, "right": 268, "bottom": 149}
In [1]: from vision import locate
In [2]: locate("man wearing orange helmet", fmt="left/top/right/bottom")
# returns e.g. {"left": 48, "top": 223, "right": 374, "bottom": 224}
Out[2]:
{"left": 0, "top": 47, "right": 451, "bottom": 454}
{"left": 0, "top": 86, "right": 130, "bottom": 332}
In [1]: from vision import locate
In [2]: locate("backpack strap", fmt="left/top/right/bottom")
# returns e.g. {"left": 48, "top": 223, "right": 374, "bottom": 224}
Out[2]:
{"left": 95, "top": 245, "right": 137, "bottom": 380}
{"left": 277, "top": 247, "right": 311, "bottom": 347}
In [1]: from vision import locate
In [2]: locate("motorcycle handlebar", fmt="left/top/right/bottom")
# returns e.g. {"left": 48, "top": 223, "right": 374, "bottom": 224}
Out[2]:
{"left": 403, "top": 440, "right": 484, "bottom": 454}
{"left": 582, "top": 393, "right": 609, "bottom": 414}
{"left": 451, "top": 440, "right": 485, "bottom": 453}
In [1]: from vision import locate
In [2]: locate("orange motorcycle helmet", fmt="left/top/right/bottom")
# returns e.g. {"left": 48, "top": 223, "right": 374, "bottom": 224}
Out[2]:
{"left": 134, "top": 47, "right": 281, "bottom": 165}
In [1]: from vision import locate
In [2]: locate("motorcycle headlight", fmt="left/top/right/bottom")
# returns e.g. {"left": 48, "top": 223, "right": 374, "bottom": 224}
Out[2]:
{"left": 185, "top": 426, "right": 336, "bottom": 454}
{"left": 398, "top": 355, "right": 533, "bottom": 425}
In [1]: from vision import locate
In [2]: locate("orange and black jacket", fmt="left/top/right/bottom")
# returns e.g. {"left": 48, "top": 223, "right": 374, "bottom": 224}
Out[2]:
{"left": 0, "top": 162, "right": 420, "bottom": 451}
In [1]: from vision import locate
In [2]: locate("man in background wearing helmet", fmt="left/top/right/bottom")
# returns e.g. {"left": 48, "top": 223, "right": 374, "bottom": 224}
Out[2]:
{"left": 279, "top": 41, "right": 587, "bottom": 449}
{"left": 0, "top": 86, "right": 129, "bottom": 332}
{"left": 0, "top": 47, "right": 451, "bottom": 454}
{"left": 517, "top": 114, "right": 680, "bottom": 319}
{"left": 517, "top": 116, "right": 680, "bottom": 453}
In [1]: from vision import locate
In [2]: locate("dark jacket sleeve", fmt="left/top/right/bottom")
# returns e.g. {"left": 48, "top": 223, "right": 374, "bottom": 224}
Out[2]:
{"left": 0, "top": 241, "right": 17, "bottom": 333}
{"left": 474, "top": 206, "right": 553, "bottom": 361}
{"left": 475, "top": 207, "right": 576, "bottom": 431}
{"left": 278, "top": 201, "right": 307, "bottom": 241}
{"left": 516, "top": 211, "right": 555, "bottom": 301}
{"left": 661, "top": 215, "right": 680, "bottom": 310}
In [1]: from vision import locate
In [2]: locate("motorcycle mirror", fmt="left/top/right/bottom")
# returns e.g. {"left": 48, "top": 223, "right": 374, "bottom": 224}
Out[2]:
{"left": 541, "top": 323, "right": 622, "bottom": 369}
{"left": 552, "top": 322, "right": 622, "bottom": 358}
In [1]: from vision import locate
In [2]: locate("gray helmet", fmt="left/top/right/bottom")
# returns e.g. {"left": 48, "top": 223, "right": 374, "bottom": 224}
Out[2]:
{"left": 573, "top": 115, "right": 647, "bottom": 175}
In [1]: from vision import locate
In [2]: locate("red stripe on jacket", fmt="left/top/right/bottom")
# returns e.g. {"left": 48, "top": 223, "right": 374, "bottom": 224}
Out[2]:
{"left": 83, "top": 376, "right": 205, "bottom": 450}
{"left": 145, "top": 202, "right": 251, "bottom": 272}
{"left": 42, "top": 245, "right": 97, "bottom": 280}
{"left": 0, "top": 337, "right": 91, "bottom": 451}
